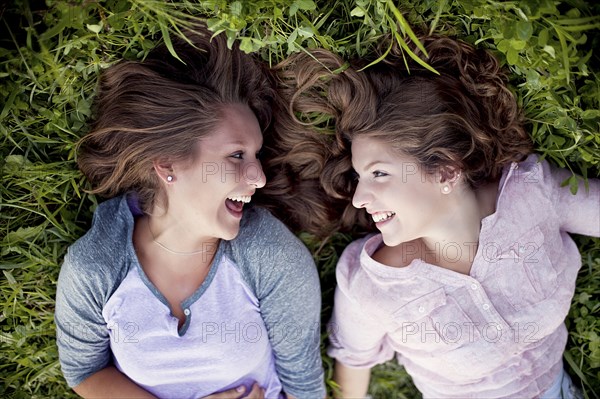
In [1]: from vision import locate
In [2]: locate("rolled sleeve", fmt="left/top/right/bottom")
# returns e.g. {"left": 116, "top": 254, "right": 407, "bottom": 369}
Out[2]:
{"left": 327, "top": 241, "right": 394, "bottom": 368}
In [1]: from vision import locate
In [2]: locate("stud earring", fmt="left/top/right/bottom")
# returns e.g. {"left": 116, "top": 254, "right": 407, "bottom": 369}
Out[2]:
{"left": 442, "top": 185, "right": 450, "bottom": 193}
{"left": 167, "top": 175, "right": 174, "bottom": 182}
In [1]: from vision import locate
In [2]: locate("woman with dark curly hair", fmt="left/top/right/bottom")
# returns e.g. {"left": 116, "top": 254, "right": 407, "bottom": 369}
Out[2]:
{"left": 267, "top": 36, "right": 598, "bottom": 398}
{"left": 54, "top": 27, "right": 325, "bottom": 399}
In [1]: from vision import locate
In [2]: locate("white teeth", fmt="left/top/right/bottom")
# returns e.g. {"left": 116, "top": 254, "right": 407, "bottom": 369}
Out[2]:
{"left": 227, "top": 195, "right": 251, "bottom": 203}
{"left": 372, "top": 212, "right": 395, "bottom": 223}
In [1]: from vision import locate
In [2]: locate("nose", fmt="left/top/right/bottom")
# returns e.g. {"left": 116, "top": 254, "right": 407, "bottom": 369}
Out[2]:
{"left": 352, "top": 181, "right": 371, "bottom": 209}
{"left": 245, "top": 160, "right": 266, "bottom": 189}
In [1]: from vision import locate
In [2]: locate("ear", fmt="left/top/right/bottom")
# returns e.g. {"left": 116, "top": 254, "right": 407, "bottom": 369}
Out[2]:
{"left": 438, "top": 166, "right": 462, "bottom": 194}
{"left": 153, "top": 158, "right": 175, "bottom": 184}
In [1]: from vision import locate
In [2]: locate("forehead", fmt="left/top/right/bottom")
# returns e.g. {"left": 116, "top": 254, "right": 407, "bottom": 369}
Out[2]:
{"left": 200, "top": 104, "right": 263, "bottom": 149}
{"left": 351, "top": 136, "right": 404, "bottom": 167}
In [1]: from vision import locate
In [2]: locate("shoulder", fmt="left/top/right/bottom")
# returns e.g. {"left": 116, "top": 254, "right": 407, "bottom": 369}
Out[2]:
{"left": 67, "top": 195, "right": 132, "bottom": 267}
{"left": 509, "top": 154, "right": 554, "bottom": 187}
{"left": 336, "top": 235, "right": 373, "bottom": 290}
{"left": 503, "top": 154, "right": 582, "bottom": 213}
{"left": 237, "top": 205, "right": 295, "bottom": 240}
{"left": 60, "top": 195, "right": 133, "bottom": 294}
{"left": 496, "top": 154, "right": 557, "bottom": 208}
{"left": 231, "top": 206, "right": 312, "bottom": 264}
{"left": 226, "top": 206, "right": 318, "bottom": 294}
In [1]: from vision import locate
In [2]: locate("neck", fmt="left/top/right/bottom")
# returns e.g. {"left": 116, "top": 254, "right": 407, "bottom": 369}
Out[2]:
{"left": 421, "top": 182, "right": 497, "bottom": 273}
{"left": 145, "top": 213, "right": 220, "bottom": 258}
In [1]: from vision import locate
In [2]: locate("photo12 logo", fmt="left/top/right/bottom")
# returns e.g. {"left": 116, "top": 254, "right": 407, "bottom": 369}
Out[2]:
{"left": 394, "top": 321, "right": 540, "bottom": 345}
{"left": 200, "top": 162, "right": 263, "bottom": 184}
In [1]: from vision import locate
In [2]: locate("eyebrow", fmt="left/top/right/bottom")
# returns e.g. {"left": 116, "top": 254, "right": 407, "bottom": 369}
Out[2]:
{"left": 221, "top": 140, "right": 263, "bottom": 148}
{"left": 355, "top": 160, "right": 391, "bottom": 172}
{"left": 222, "top": 141, "right": 248, "bottom": 146}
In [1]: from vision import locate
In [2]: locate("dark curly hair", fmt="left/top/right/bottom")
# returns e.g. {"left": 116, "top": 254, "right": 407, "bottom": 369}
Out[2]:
{"left": 259, "top": 35, "right": 533, "bottom": 237}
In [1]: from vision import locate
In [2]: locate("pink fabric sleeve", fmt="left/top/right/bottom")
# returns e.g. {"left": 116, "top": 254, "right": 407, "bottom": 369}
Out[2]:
{"left": 326, "top": 240, "right": 395, "bottom": 368}
{"left": 543, "top": 160, "right": 600, "bottom": 237}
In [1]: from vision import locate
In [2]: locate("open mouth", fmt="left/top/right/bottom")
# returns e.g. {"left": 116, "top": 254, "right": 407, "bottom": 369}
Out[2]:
{"left": 372, "top": 211, "right": 395, "bottom": 224}
{"left": 225, "top": 195, "right": 251, "bottom": 218}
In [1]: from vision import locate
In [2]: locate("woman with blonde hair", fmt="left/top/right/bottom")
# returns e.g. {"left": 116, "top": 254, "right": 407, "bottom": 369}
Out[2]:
{"left": 54, "top": 26, "right": 325, "bottom": 399}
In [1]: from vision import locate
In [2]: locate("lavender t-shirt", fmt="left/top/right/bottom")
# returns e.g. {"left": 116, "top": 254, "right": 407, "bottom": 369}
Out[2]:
{"left": 104, "top": 247, "right": 283, "bottom": 398}
{"left": 55, "top": 195, "right": 325, "bottom": 399}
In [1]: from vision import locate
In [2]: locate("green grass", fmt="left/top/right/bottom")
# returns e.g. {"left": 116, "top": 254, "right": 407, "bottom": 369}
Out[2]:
{"left": 1, "top": 0, "right": 599, "bottom": 398}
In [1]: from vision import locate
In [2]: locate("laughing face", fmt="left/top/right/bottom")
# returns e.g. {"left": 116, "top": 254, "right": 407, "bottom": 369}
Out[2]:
{"left": 351, "top": 136, "right": 448, "bottom": 247}
{"left": 167, "top": 103, "right": 266, "bottom": 241}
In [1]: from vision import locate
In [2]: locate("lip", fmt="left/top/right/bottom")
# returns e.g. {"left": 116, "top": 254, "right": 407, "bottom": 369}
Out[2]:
{"left": 368, "top": 210, "right": 396, "bottom": 227}
{"left": 230, "top": 191, "right": 255, "bottom": 197}
{"left": 374, "top": 214, "right": 395, "bottom": 228}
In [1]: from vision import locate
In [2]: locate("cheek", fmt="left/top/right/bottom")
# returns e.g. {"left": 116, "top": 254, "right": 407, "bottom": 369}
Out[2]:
{"left": 188, "top": 185, "right": 223, "bottom": 211}
{"left": 402, "top": 183, "right": 440, "bottom": 209}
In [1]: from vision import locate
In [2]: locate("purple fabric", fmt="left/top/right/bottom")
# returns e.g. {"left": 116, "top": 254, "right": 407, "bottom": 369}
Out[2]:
{"left": 328, "top": 155, "right": 600, "bottom": 398}
{"left": 126, "top": 192, "right": 143, "bottom": 216}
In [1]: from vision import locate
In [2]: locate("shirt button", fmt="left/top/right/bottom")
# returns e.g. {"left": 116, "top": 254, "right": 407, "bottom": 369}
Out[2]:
{"left": 483, "top": 304, "right": 490, "bottom": 310}
{"left": 183, "top": 309, "right": 191, "bottom": 316}
{"left": 471, "top": 283, "right": 478, "bottom": 290}
{"left": 418, "top": 306, "right": 425, "bottom": 313}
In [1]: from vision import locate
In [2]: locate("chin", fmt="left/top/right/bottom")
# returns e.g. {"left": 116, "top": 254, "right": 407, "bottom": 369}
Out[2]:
{"left": 380, "top": 232, "right": 405, "bottom": 247}
{"left": 381, "top": 235, "right": 398, "bottom": 247}
{"left": 219, "top": 225, "right": 241, "bottom": 241}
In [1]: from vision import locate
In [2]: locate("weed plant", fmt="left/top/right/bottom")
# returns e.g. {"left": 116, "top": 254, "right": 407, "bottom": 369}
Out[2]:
{"left": 1, "top": 0, "right": 599, "bottom": 398}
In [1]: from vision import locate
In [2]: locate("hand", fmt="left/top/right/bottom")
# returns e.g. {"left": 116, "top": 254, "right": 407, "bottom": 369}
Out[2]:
{"left": 244, "top": 383, "right": 265, "bottom": 399}
{"left": 201, "top": 383, "right": 265, "bottom": 399}
{"left": 333, "top": 362, "right": 371, "bottom": 399}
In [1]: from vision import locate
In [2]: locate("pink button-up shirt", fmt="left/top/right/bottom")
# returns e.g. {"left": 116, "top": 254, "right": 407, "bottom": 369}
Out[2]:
{"left": 328, "top": 155, "right": 600, "bottom": 398}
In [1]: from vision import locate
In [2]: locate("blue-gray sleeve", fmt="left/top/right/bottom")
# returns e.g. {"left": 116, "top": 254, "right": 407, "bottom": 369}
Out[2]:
{"left": 54, "top": 197, "right": 130, "bottom": 387}
{"left": 231, "top": 207, "right": 325, "bottom": 399}
{"left": 55, "top": 247, "right": 112, "bottom": 387}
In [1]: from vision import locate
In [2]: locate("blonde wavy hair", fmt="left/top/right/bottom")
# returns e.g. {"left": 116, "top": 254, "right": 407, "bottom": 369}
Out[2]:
{"left": 77, "top": 25, "right": 275, "bottom": 213}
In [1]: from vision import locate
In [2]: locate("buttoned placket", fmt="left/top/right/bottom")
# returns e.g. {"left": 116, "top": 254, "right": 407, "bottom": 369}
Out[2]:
{"left": 420, "top": 264, "right": 514, "bottom": 346}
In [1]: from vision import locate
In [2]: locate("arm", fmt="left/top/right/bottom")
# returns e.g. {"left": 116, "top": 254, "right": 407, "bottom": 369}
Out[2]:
{"left": 73, "top": 367, "right": 156, "bottom": 399}
{"left": 55, "top": 242, "right": 152, "bottom": 397}
{"left": 235, "top": 209, "right": 325, "bottom": 399}
{"left": 257, "top": 237, "right": 325, "bottom": 399}
{"left": 75, "top": 370, "right": 261, "bottom": 399}
{"left": 326, "top": 239, "right": 395, "bottom": 397}
{"left": 55, "top": 248, "right": 114, "bottom": 389}
{"left": 545, "top": 161, "right": 600, "bottom": 236}
{"left": 333, "top": 362, "right": 372, "bottom": 399}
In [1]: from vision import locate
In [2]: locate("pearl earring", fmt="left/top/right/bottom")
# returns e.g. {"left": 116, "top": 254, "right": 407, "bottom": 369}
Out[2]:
{"left": 167, "top": 175, "right": 174, "bottom": 182}
{"left": 442, "top": 185, "right": 450, "bottom": 193}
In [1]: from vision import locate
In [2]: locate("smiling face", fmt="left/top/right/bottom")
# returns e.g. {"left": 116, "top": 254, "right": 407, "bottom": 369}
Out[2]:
{"left": 167, "top": 103, "right": 266, "bottom": 241}
{"left": 351, "top": 136, "right": 449, "bottom": 247}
